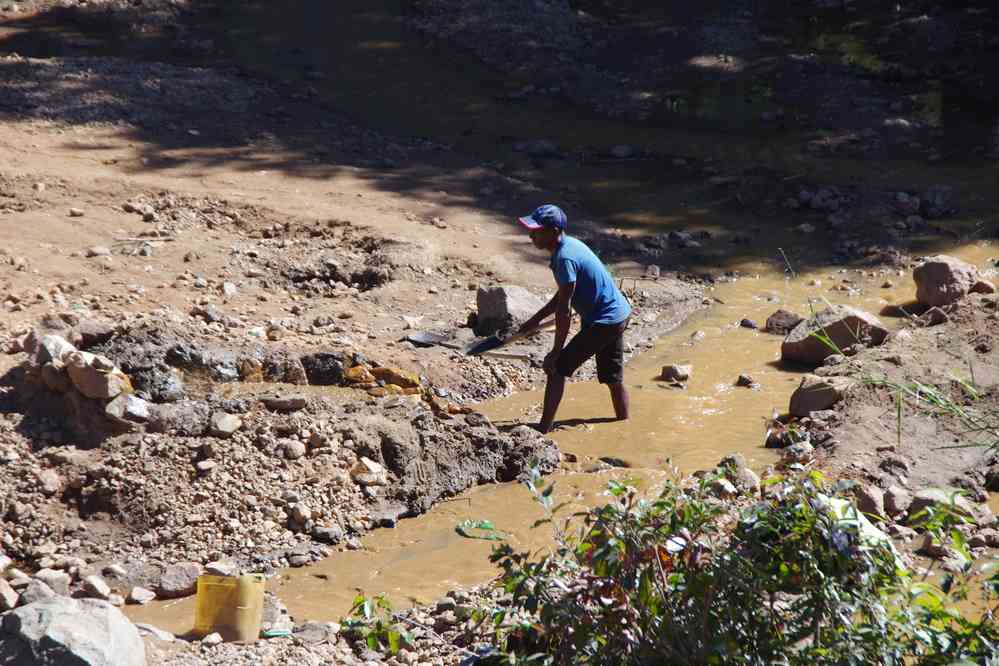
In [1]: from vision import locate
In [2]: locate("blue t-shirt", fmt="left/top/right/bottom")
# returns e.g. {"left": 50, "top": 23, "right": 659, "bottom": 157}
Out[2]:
{"left": 550, "top": 235, "right": 631, "bottom": 327}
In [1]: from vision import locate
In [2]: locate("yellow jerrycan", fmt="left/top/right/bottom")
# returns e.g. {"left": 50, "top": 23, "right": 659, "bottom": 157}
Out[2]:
{"left": 193, "top": 574, "right": 265, "bottom": 643}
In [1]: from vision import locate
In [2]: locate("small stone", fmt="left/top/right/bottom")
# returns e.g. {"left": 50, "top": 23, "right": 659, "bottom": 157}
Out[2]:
{"left": 735, "top": 374, "right": 757, "bottom": 388}
{"left": 739, "top": 318, "right": 758, "bottom": 329}
{"left": 222, "top": 282, "right": 238, "bottom": 297}
{"left": 853, "top": 485, "right": 885, "bottom": 519}
{"left": 788, "top": 374, "right": 855, "bottom": 417}
{"left": 261, "top": 394, "right": 307, "bottom": 412}
{"left": 0, "top": 578, "right": 19, "bottom": 611}
{"left": 82, "top": 574, "right": 112, "bottom": 600}
{"left": 68, "top": 208, "right": 85, "bottom": 217}
{"left": 34, "top": 569, "right": 71, "bottom": 596}
{"left": 350, "top": 457, "right": 388, "bottom": 486}
{"left": 158, "top": 562, "right": 203, "bottom": 599}
{"left": 37, "top": 469, "right": 63, "bottom": 497}
{"left": 209, "top": 412, "right": 242, "bottom": 437}
{"left": 128, "top": 586, "right": 156, "bottom": 605}
{"left": 202, "top": 632, "right": 223, "bottom": 646}
{"left": 196, "top": 460, "right": 218, "bottom": 474}
{"left": 284, "top": 440, "right": 307, "bottom": 460}
{"left": 135, "top": 623, "right": 175, "bottom": 642}
{"left": 660, "top": 364, "right": 691, "bottom": 382}
{"left": 884, "top": 485, "right": 913, "bottom": 517}
{"left": 85, "top": 246, "right": 111, "bottom": 258}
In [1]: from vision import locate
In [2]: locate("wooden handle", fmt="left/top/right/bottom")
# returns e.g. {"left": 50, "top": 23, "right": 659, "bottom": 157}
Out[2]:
{"left": 502, "top": 317, "right": 556, "bottom": 347}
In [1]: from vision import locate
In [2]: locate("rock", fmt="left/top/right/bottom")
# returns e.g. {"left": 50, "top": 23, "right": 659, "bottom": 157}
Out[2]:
{"left": 475, "top": 285, "right": 545, "bottom": 335}
{"left": 148, "top": 400, "right": 211, "bottom": 436}
{"left": 127, "top": 587, "right": 156, "bottom": 605}
{"left": 972, "top": 279, "right": 996, "bottom": 295}
{"left": 370, "top": 366, "right": 420, "bottom": 389}
{"left": 300, "top": 352, "right": 346, "bottom": 385}
{"left": 293, "top": 620, "right": 340, "bottom": 645}
{"left": 209, "top": 412, "right": 242, "bottom": 438}
{"left": 918, "top": 306, "right": 949, "bottom": 326}
{"left": 788, "top": 374, "right": 855, "bottom": 417}
{"left": 19, "top": 580, "right": 56, "bottom": 606}
{"left": 202, "top": 632, "right": 223, "bottom": 646}
{"left": 0, "top": 597, "right": 145, "bottom": 666}
{"left": 204, "top": 561, "right": 238, "bottom": 577}
{"left": 344, "top": 365, "right": 375, "bottom": 384}
{"left": 853, "top": 485, "right": 886, "bottom": 519}
{"left": 920, "top": 185, "right": 955, "bottom": 219}
{"left": 660, "top": 364, "right": 691, "bottom": 382}
{"left": 781, "top": 305, "right": 888, "bottom": 365}
{"left": 739, "top": 318, "right": 758, "bottom": 329}
{"left": 709, "top": 477, "right": 738, "bottom": 498}
{"left": 782, "top": 441, "right": 814, "bottom": 465}
{"left": 30, "top": 334, "right": 76, "bottom": 366}
{"left": 134, "top": 622, "right": 175, "bottom": 642}
{"left": 37, "top": 469, "right": 63, "bottom": 497}
{"left": 261, "top": 394, "right": 307, "bottom": 412}
{"left": 65, "top": 351, "right": 132, "bottom": 400}
{"left": 105, "top": 393, "right": 151, "bottom": 424}
{"left": 913, "top": 255, "right": 980, "bottom": 307}
{"left": 68, "top": 208, "right": 85, "bottom": 218}
{"left": 0, "top": 579, "right": 19, "bottom": 611}
{"left": 34, "top": 569, "right": 71, "bottom": 596}
{"left": 260, "top": 592, "right": 293, "bottom": 635}
{"left": 735, "top": 374, "right": 757, "bottom": 388}
{"left": 82, "top": 575, "right": 112, "bottom": 600}
{"left": 311, "top": 525, "right": 344, "bottom": 545}
{"left": 907, "top": 488, "right": 991, "bottom": 526}
{"left": 85, "top": 245, "right": 111, "bottom": 257}
{"left": 350, "top": 457, "right": 388, "bottom": 486}
{"left": 158, "top": 562, "right": 203, "bottom": 599}
{"left": 284, "top": 440, "right": 307, "bottom": 460}
{"left": 764, "top": 309, "right": 804, "bottom": 335}
{"left": 41, "top": 362, "right": 72, "bottom": 393}
{"left": 884, "top": 485, "right": 913, "bottom": 517}
{"left": 221, "top": 282, "right": 238, "bottom": 297}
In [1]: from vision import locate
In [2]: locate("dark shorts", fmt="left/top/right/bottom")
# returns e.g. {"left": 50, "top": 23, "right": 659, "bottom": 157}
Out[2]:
{"left": 555, "top": 318, "right": 629, "bottom": 384}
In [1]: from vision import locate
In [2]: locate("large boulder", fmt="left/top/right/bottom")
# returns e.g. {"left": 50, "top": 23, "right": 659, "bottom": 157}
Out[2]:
{"left": 788, "top": 374, "right": 856, "bottom": 417}
{"left": 781, "top": 305, "right": 888, "bottom": 365}
{"left": 475, "top": 286, "right": 545, "bottom": 336}
{"left": 913, "top": 255, "right": 980, "bottom": 307}
{"left": 157, "top": 562, "right": 203, "bottom": 599}
{"left": 0, "top": 597, "right": 145, "bottom": 666}
{"left": 906, "top": 488, "right": 993, "bottom": 526}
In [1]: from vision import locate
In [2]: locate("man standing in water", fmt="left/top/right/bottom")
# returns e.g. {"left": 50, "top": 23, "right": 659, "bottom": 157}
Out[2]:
{"left": 514, "top": 204, "right": 632, "bottom": 434}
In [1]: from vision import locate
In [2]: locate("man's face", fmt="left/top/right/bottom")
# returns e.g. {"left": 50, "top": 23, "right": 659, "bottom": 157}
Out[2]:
{"left": 529, "top": 226, "right": 557, "bottom": 250}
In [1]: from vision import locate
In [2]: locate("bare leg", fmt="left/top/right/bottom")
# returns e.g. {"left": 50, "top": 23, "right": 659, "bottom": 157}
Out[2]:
{"left": 608, "top": 382, "right": 629, "bottom": 421}
{"left": 538, "top": 372, "right": 565, "bottom": 434}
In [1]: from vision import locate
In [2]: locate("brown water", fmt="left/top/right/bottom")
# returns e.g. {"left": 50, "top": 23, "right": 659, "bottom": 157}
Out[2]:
{"left": 127, "top": 243, "right": 999, "bottom": 635}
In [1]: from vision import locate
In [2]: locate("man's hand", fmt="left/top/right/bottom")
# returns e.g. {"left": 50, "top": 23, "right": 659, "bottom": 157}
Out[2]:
{"left": 543, "top": 351, "right": 559, "bottom": 375}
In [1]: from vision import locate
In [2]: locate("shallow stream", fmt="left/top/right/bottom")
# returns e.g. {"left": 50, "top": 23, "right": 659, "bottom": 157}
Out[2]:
{"left": 126, "top": 243, "right": 998, "bottom": 634}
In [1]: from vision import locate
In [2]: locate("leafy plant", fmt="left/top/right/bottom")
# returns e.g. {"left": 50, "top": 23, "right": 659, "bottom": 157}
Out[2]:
{"left": 474, "top": 468, "right": 998, "bottom": 665}
{"left": 342, "top": 594, "right": 412, "bottom": 655}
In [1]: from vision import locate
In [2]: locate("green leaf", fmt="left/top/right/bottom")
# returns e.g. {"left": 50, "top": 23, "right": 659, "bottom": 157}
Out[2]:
{"left": 387, "top": 630, "right": 400, "bottom": 654}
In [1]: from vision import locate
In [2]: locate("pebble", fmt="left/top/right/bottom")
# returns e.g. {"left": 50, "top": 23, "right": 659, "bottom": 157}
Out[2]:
{"left": 68, "top": 208, "right": 85, "bottom": 217}
{"left": 85, "top": 246, "right": 112, "bottom": 258}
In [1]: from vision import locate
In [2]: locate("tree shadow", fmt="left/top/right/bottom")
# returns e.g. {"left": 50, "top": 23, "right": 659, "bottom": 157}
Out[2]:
{"left": 0, "top": 0, "right": 996, "bottom": 280}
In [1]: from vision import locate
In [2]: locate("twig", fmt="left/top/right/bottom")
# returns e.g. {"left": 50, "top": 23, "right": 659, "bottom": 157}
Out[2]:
{"left": 777, "top": 247, "right": 797, "bottom": 279}
{"left": 113, "top": 236, "right": 176, "bottom": 243}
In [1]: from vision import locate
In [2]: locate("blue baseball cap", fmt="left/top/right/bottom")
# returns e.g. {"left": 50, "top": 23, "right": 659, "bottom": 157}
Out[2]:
{"left": 517, "top": 204, "right": 567, "bottom": 232}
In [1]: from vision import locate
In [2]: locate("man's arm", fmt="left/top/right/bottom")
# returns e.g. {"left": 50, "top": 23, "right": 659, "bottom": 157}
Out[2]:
{"left": 517, "top": 293, "right": 558, "bottom": 334}
{"left": 550, "top": 281, "right": 575, "bottom": 355}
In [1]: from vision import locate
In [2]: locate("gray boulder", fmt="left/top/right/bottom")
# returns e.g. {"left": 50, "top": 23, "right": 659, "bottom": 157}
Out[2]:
{"left": 781, "top": 305, "right": 888, "bottom": 365}
{"left": 475, "top": 286, "right": 545, "bottom": 336}
{"left": 913, "top": 255, "right": 980, "bottom": 307}
{"left": 788, "top": 374, "right": 856, "bottom": 417}
{"left": 147, "top": 401, "right": 210, "bottom": 437}
{"left": 157, "top": 562, "right": 203, "bottom": 599}
{"left": 0, "top": 596, "right": 145, "bottom": 666}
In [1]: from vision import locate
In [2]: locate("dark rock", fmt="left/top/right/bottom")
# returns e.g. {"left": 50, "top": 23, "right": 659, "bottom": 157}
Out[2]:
{"left": 764, "top": 309, "right": 804, "bottom": 335}
{"left": 788, "top": 375, "right": 855, "bottom": 417}
{"left": 739, "top": 318, "right": 758, "bottom": 329}
{"left": 300, "top": 352, "right": 347, "bottom": 385}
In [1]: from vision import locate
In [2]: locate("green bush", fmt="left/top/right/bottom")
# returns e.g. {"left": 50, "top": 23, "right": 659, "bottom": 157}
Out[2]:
{"left": 476, "top": 468, "right": 998, "bottom": 665}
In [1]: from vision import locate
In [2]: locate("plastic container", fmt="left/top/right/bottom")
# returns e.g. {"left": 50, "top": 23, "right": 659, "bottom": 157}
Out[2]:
{"left": 193, "top": 574, "right": 265, "bottom": 643}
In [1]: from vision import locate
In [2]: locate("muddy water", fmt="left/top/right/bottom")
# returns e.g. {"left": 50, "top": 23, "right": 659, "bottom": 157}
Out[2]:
{"left": 126, "top": 242, "right": 999, "bottom": 635}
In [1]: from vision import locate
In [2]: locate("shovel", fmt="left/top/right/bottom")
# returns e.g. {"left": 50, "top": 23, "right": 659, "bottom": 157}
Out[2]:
{"left": 464, "top": 317, "right": 556, "bottom": 356}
